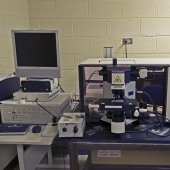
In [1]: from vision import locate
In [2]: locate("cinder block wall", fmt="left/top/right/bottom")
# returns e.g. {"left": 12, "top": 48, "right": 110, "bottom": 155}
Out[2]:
{"left": 0, "top": 0, "right": 29, "bottom": 74}
{"left": 28, "top": 0, "right": 170, "bottom": 93}
{"left": 1, "top": 0, "right": 170, "bottom": 94}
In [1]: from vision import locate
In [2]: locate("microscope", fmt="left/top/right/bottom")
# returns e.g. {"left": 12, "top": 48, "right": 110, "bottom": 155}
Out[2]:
{"left": 97, "top": 59, "right": 140, "bottom": 134}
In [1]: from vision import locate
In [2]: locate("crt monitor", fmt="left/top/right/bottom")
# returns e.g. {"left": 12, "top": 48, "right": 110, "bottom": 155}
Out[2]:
{"left": 12, "top": 30, "right": 60, "bottom": 78}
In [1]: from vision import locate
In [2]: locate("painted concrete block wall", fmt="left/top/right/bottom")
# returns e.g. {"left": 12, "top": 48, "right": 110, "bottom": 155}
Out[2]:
{"left": 0, "top": 0, "right": 169, "bottom": 93}
{"left": 0, "top": 0, "right": 29, "bottom": 74}
{"left": 28, "top": 0, "right": 170, "bottom": 93}
{"left": 0, "top": 3, "right": 28, "bottom": 165}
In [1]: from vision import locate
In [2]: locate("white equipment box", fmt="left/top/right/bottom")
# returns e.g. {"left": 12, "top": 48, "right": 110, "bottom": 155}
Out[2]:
{"left": 58, "top": 112, "right": 85, "bottom": 137}
{"left": 0, "top": 94, "right": 71, "bottom": 124}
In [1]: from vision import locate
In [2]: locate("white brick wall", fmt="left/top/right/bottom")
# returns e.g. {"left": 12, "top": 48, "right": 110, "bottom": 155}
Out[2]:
{"left": 54, "top": 0, "right": 88, "bottom": 19}
{"left": 0, "top": 0, "right": 29, "bottom": 74}
{"left": 29, "top": 0, "right": 55, "bottom": 19}
{"left": 73, "top": 19, "right": 106, "bottom": 36}
{"left": 107, "top": 19, "right": 140, "bottom": 36}
{"left": 2, "top": 0, "right": 170, "bottom": 93}
{"left": 123, "top": 0, "right": 157, "bottom": 18}
{"left": 89, "top": 1, "right": 123, "bottom": 19}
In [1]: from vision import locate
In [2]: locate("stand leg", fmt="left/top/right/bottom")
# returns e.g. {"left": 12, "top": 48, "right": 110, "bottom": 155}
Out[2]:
{"left": 68, "top": 142, "right": 79, "bottom": 170}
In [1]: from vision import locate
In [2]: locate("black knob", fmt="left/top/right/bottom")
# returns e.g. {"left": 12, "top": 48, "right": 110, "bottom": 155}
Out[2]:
{"left": 62, "top": 127, "right": 67, "bottom": 132}
{"left": 73, "top": 126, "right": 78, "bottom": 133}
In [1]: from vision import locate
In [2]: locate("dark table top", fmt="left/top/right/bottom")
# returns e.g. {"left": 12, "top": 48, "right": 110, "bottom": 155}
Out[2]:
{"left": 55, "top": 120, "right": 170, "bottom": 146}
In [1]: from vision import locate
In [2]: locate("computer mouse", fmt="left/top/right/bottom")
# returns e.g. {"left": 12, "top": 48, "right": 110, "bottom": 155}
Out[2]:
{"left": 32, "top": 125, "right": 42, "bottom": 133}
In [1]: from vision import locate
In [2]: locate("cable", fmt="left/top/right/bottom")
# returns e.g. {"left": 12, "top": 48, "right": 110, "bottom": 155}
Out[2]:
{"left": 125, "top": 43, "right": 128, "bottom": 59}
{"left": 153, "top": 111, "right": 170, "bottom": 123}
{"left": 141, "top": 91, "right": 154, "bottom": 105}
{"left": 72, "top": 92, "right": 80, "bottom": 102}
{"left": 58, "top": 83, "right": 65, "bottom": 93}
{"left": 146, "top": 123, "right": 170, "bottom": 137}
{"left": 137, "top": 91, "right": 162, "bottom": 124}
{"left": 142, "top": 108, "right": 170, "bottom": 137}
{"left": 34, "top": 99, "right": 59, "bottom": 125}
{"left": 85, "top": 70, "right": 100, "bottom": 90}
{"left": 86, "top": 122, "right": 96, "bottom": 127}
{"left": 58, "top": 78, "right": 65, "bottom": 93}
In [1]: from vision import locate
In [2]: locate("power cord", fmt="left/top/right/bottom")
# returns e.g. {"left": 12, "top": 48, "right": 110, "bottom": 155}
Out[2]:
{"left": 34, "top": 99, "right": 59, "bottom": 125}
{"left": 85, "top": 70, "right": 100, "bottom": 91}
{"left": 137, "top": 91, "right": 162, "bottom": 124}
{"left": 125, "top": 43, "right": 128, "bottom": 59}
{"left": 58, "top": 78, "right": 65, "bottom": 93}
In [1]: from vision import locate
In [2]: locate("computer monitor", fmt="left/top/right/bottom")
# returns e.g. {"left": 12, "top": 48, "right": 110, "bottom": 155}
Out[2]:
{"left": 12, "top": 30, "right": 60, "bottom": 78}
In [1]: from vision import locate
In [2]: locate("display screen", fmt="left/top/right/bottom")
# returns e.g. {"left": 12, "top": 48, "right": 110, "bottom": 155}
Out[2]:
{"left": 12, "top": 30, "right": 60, "bottom": 78}
{"left": 15, "top": 33, "right": 57, "bottom": 67}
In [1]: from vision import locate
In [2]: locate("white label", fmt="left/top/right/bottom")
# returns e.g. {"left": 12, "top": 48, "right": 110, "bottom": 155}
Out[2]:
{"left": 105, "top": 105, "right": 122, "bottom": 109}
{"left": 97, "top": 150, "right": 121, "bottom": 158}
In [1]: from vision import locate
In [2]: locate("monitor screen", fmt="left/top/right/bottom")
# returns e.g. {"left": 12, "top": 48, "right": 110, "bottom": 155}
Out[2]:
{"left": 12, "top": 30, "right": 60, "bottom": 78}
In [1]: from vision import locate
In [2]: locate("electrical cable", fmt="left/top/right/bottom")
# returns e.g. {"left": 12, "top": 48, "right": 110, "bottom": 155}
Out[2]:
{"left": 138, "top": 91, "right": 162, "bottom": 124}
{"left": 34, "top": 99, "right": 59, "bottom": 124}
{"left": 152, "top": 111, "right": 170, "bottom": 123}
{"left": 86, "top": 122, "right": 96, "bottom": 127}
{"left": 58, "top": 78, "right": 65, "bottom": 93}
{"left": 72, "top": 92, "right": 80, "bottom": 102}
{"left": 144, "top": 110, "right": 170, "bottom": 137}
{"left": 146, "top": 123, "right": 170, "bottom": 137}
{"left": 136, "top": 90, "right": 170, "bottom": 137}
{"left": 85, "top": 70, "right": 100, "bottom": 91}
{"left": 71, "top": 102, "right": 79, "bottom": 112}
{"left": 125, "top": 43, "right": 128, "bottom": 59}
{"left": 58, "top": 83, "right": 65, "bottom": 93}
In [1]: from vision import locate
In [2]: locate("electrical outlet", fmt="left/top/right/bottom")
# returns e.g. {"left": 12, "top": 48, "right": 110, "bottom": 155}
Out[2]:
{"left": 122, "top": 38, "right": 133, "bottom": 45}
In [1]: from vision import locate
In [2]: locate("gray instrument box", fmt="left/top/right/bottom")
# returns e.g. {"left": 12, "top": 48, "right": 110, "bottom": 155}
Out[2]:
{"left": 0, "top": 94, "right": 71, "bottom": 124}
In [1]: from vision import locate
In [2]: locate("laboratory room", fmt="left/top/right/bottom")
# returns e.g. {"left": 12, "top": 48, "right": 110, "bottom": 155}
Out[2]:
{"left": 1, "top": 0, "right": 170, "bottom": 170}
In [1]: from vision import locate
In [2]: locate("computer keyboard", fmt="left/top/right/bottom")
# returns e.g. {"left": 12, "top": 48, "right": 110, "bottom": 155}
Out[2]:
{"left": 0, "top": 124, "right": 30, "bottom": 135}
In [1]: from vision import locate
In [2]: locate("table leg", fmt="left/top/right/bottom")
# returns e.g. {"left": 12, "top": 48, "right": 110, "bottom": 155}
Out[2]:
{"left": 68, "top": 142, "right": 79, "bottom": 170}
{"left": 17, "top": 145, "right": 26, "bottom": 170}
{"left": 47, "top": 146, "right": 53, "bottom": 165}
{"left": 17, "top": 144, "right": 50, "bottom": 170}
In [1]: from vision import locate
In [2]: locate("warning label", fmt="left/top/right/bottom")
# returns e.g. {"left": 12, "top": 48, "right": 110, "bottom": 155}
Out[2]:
{"left": 114, "top": 76, "right": 122, "bottom": 83}
{"left": 112, "top": 73, "right": 124, "bottom": 84}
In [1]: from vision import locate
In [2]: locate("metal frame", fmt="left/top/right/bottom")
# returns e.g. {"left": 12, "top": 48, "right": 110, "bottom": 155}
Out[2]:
{"left": 68, "top": 140, "right": 170, "bottom": 170}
